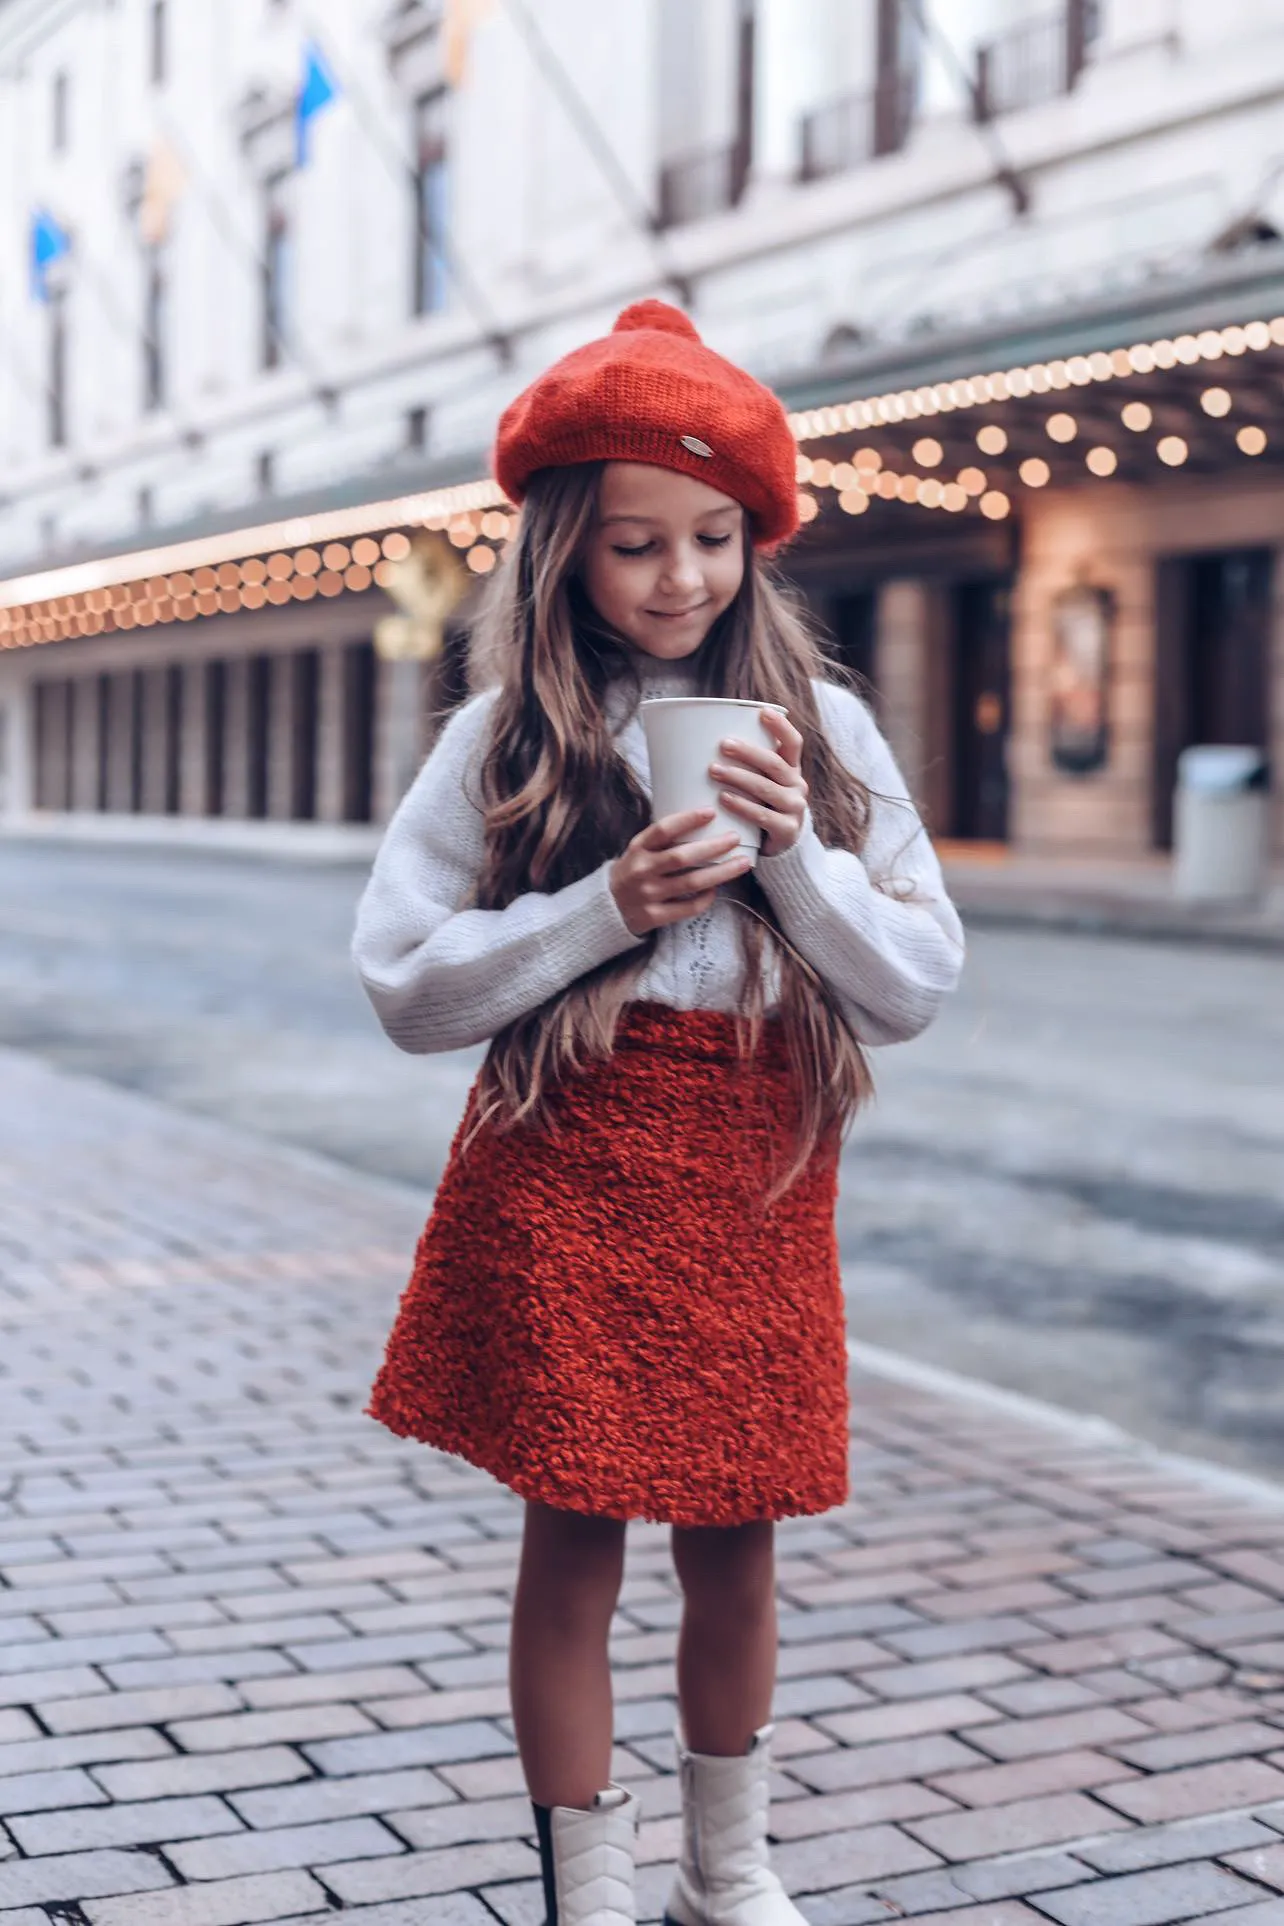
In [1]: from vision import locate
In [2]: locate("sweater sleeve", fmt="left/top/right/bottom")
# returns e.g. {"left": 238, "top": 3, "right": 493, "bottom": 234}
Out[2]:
{"left": 754, "top": 681, "right": 965, "bottom": 1046}
{"left": 352, "top": 690, "right": 645, "bottom": 1053}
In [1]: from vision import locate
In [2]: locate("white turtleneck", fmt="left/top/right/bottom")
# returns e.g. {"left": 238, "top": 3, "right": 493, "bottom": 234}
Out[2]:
{"left": 352, "top": 650, "right": 964, "bottom": 1053}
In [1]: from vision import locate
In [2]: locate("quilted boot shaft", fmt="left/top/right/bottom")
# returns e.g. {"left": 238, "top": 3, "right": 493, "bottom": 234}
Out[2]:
{"left": 663, "top": 1726, "right": 809, "bottom": 1926}
{"left": 534, "top": 1784, "right": 639, "bottom": 1925}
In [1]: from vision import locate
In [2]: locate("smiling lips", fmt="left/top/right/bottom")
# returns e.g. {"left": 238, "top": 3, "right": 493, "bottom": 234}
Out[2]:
{"left": 646, "top": 602, "right": 710, "bottom": 621}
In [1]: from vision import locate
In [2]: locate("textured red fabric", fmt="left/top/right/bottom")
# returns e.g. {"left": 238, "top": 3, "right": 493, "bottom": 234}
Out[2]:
{"left": 367, "top": 1003, "right": 849, "bottom": 1525}
{"left": 493, "top": 300, "right": 800, "bottom": 547}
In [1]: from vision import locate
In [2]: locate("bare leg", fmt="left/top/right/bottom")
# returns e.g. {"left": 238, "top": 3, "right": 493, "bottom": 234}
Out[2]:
{"left": 672, "top": 1520, "right": 777, "bottom": 1755}
{"left": 510, "top": 1501, "right": 628, "bottom": 1809}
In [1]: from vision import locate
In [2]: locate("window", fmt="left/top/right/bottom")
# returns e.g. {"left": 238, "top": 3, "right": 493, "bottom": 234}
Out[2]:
{"left": 143, "top": 249, "right": 166, "bottom": 411}
{"left": 47, "top": 289, "right": 68, "bottom": 447}
{"left": 52, "top": 71, "right": 69, "bottom": 153}
{"left": 413, "top": 89, "right": 449, "bottom": 316}
{"left": 150, "top": 0, "right": 167, "bottom": 85}
{"left": 406, "top": 404, "right": 428, "bottom": 452}
{"left": 257, "top": 449, "right": 275, "bottom": 494}
{"left": 262, "top": 172, "right": 291, "bottom": 368}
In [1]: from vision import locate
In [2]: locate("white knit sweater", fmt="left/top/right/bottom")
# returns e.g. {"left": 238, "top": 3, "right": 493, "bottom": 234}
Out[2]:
{"left": 353, "top": 653, "right": 964, "bottom": 1053}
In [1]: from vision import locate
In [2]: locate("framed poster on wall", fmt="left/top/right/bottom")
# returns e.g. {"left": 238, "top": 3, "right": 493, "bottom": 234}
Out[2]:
{"left": 1050, "top": 582, "right": 1113, "bottom": 775}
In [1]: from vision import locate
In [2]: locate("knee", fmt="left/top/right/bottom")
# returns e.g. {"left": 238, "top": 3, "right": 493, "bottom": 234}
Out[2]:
{"left": 519, "top": 1504, "right": 626, "bottom": 1624}
{"left": 673, "top": 1521, "right": 776, "bottom": 1627}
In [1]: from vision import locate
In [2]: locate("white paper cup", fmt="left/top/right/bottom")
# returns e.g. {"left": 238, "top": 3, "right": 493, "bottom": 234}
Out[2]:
{"left": 640, "top": 697, "right": 788, "bottom": 856}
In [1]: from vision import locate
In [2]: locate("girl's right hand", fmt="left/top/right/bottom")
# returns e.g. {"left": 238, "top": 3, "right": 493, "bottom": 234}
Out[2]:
{"left": 610, "top": 809, "right": 753, "bottom": 937}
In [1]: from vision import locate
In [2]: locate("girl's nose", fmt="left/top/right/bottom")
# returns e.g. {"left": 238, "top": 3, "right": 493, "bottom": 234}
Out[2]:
{"left": 659, "top": 546, "right": 704, "bottom": 593}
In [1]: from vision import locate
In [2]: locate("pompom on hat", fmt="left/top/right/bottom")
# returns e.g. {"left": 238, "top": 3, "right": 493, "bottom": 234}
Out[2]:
{"left": 494, "top": 299, "right": 800, "bottom": 547}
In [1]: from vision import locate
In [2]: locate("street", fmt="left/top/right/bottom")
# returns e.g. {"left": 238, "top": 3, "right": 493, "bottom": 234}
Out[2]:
{"left": 3, "top": 839, "right": 1282, "bottom": 1476}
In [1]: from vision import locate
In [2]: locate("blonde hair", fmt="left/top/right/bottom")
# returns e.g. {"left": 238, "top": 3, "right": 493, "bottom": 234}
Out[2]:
{"left": 462, "top": 462, "right": 875, "bottom": 1200}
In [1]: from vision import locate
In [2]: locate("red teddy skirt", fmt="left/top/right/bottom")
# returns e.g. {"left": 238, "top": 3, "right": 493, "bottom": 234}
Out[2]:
{"left": 366, "top": 1002, "right": 850, "bottom": 1526}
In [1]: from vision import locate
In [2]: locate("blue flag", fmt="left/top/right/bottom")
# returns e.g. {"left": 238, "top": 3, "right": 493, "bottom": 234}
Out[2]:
{"left": 296, "top": 41, "right": 340, "bottom": 166}
{"left": 30, "top": 208, "right": 71, "bottom": 302}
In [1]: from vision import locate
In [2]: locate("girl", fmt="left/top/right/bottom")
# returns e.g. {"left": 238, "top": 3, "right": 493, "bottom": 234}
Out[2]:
{"left": 354, "top": 301, "right": 963, "bottom": 1926}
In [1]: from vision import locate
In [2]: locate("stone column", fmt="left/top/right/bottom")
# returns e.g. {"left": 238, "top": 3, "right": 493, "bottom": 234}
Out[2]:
{"left": 0, "top": 686, "right": 35, "bottom": 817}
{"left": 138, "top": 667, "right": 171, "bottom": 815}
{"left": 267, "top": 652, "right": 298, "bottom": 820}
{"left": 874, "top": 578, "right": 950, "bottom": 830}
{"left": 315, "top": 643, "right": 346, "bottom": 823}
{"left": 104, "top": 671, "right": 137, "bottom": 812}
{"left": 372, "top": 656, "right": 424, "bottom": 825}
{"left": 179, "top": 661, "right": 210, "bottom": 815}
{"left": 69, "top": 676, "right": 101, "bottom": 811}
{"left": 222, "top": 657, "right": 251, "bottom": 818}
{"left": 1272, "top": 545, "right": 1284, "bottom": 861}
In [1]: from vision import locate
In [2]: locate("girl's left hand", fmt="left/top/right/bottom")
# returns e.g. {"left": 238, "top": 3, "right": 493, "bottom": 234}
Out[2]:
{"left": 710, "top": 710, "right": 809, "bottom": 858}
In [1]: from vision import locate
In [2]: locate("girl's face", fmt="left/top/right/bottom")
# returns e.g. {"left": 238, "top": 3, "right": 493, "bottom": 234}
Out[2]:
{"left": 581, "top": 461, "right": 747, "bottom": 660}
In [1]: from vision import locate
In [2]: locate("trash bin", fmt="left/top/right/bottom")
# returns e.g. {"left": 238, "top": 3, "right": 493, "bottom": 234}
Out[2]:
{"left": 1173, "top": 745, "right": 1270, "bottom": 902}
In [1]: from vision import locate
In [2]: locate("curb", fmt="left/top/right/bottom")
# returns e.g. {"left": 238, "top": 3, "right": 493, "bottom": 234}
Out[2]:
{"left": 955, "top": 899, "right": 1284, "bottom": 955}
{"left": 847, "top": 1336, "right": 1284, "bottom": 1513}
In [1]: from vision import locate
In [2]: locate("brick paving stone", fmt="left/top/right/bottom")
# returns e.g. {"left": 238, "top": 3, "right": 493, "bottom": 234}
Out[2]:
{"left": 787, "top": 1732, "right": 991, "bottom": 1793}
{"left": 1224, "top": 1841, "right": 1284, "bottom": 1890}
{"left": 166, "top": 1702, "right": 377, "bottom": 1752}
{"left": 818, "top": 1692, "right": 1005, "bottom": 1746}
{"left": 0, "top": 1764, "right": 108, "bottom": 1813}
{"left": 925, "top": 1745, "right": 1139, "bottom": 1806}
{"left": 82, "top": 1868, "right": 329, "bottom": 1925}
{"left": 966, "top": 1706, "right": 1150, "bottom": 1760}
{"left": 93, "top": 1744, "right": 314, "bottom": 1799}
{"left": 38, "top": 1682, "right": 242, "bottom": 1733}
{"left": 1078, "top": 1811, "right": 1282, "bottom": 1872}
{"left": 873, "top": 1906, "right": 1048, "bottom": 1924}
{"left": 1032, "top": 1861, "right": 1264, "bottom": 1925}
{"left": 0, "top": 1846, "right": 176, "bottom": 1907}
{"left": 1110, "top": 1718, "right": 1284, "bottom": 1771}
{"left": 1096, "top": 1756, "right": 1284, "bottom": 1822}
{"left": 324, "top": 1838, "right": 541, "bottom": 1902}
{"left": 1219, "top": 1906, "right": 1284, "bottom": 1926}
{"left": 231, "top": 1765, "right": 455, "bottom": 1828}
{"left": 771, "top": 1822, "right": 941, "bottom": 1889}
{"left": 905, "top": 1789, "right": 1133, "bottom": 1860}
{"left": 170, "top": 1813, "right": 404, "bottom": 1878}
{"left": 10, "top": 1792, "right": 244, "bottom": 1854}
{"left": 859, "top": 1653, "right": 1034, "bottom": 1700}
{"left": 303, "top": 1718, "right": 511, "bottom": 1776}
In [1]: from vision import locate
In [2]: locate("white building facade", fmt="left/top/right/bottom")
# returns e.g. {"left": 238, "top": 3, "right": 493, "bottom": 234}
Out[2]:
{"left": 2, "top": 0, "right": 1283, "bottom": 857}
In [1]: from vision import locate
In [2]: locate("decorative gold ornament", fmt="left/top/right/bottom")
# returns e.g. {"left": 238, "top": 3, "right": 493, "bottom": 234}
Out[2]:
{"left": 374, "top": 532, "right": 469, "bottom": 662}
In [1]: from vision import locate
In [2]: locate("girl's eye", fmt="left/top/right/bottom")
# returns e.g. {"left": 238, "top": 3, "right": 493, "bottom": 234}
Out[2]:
{"left": 698, "top": 533, "right": 733, "bottom": 549}
{"left": 611, "top": 541, "right": 654, "bottom": 558}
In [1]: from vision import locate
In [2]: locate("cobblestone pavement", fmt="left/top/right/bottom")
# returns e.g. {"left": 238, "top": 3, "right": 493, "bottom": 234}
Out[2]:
{"left": 7, "top": 1049, "right": 1284, "bottom": 1924}
{"left": 1, "top": 842, "right": 1283, "bottom": 1479}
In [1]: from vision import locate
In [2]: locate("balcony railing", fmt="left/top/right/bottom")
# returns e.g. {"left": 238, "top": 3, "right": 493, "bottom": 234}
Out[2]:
{"left": 973, "top": 1, "right": 1098, "bottom": 121}
{"left": 656, "top": 139, "right": 751, "bottom": 230}
{"left": 798, "top": 70, "right": 917, "bottom": 184}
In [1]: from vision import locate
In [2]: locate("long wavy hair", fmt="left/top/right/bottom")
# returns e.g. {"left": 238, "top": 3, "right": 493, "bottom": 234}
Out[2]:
{"left": 461, "top": 462, "right": 876, "bottom": 1201}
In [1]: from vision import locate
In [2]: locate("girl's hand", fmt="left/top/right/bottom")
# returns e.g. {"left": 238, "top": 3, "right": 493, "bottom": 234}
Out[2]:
{"left": 611, "top": 809, "right": 753, "bottom": 937}
{"left": 709, "top": 710, "right": 809, "bottom": 857}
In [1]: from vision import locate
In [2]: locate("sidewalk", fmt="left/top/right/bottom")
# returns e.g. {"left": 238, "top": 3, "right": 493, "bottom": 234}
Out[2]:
{"left": 4, "top": 1050, "right": 1284, "bottom": 1925}
{"left": 941, "top": 845, "right": 1284, "bottom": 952}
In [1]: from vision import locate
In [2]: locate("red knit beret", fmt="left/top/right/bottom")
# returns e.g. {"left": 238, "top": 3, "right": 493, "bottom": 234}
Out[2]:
{"left": 494, "top": 300, "right": 800, "bottom": 547}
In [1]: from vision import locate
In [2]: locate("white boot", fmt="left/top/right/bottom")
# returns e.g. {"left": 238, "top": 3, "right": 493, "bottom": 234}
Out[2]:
{"left": 664, "top": 1726, "right": 808, "bottom": 1926}
{"left": 534, "top": 1784, "right": 639, "bottom": 1925}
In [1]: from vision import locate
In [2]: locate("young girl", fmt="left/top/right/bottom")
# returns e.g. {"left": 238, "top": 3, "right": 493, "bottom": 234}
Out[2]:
{"left": 354, "top": 301, "right": 963, "bottom": 1926}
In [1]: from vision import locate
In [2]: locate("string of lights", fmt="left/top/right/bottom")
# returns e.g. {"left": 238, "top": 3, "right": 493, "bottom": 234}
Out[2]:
{"left": 3, "top": 310, "right": 1283, "bottom": 653}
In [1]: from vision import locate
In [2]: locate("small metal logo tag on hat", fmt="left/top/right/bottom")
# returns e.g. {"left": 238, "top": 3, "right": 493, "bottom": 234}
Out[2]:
{"left": 680, "top": 435, "right": 713, "bottom": 458}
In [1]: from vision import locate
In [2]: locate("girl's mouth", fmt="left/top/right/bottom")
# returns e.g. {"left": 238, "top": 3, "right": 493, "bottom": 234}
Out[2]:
{"left": 646, "top": 602, "right": 710, "bottom": 622}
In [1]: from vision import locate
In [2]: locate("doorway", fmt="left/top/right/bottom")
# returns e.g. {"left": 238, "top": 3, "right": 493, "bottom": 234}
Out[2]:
{"left": 1153, "top": 548, "right": 1271, "bottom": 848}
{"left": 950, "top": 579, "right": 1011, "bottom": 841}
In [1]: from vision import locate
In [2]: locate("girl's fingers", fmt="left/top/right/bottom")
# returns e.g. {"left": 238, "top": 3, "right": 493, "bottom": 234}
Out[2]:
{"left": 643, "top": 808, "right": 717, "bottom": 848}
{"left": 758, "top": 710, "right": 805, "bottom": 762}
{"left": 710, "top": 762, "right": 798, "bottom": 808}
{"left": 658, "top": 831, "right": 741, "bottom": 873}
{"left": 717, "top": 739, "right": 797, "bottom": 783}
{"left": 664, "top": 850, "right": 752, "bottom": 896}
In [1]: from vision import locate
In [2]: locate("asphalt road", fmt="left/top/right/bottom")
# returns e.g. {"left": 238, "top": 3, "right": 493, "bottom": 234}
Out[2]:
{"left": 4, "top": 838, "right": 1282, "bottom": 1478}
